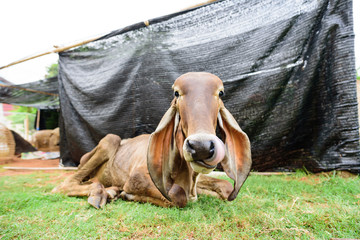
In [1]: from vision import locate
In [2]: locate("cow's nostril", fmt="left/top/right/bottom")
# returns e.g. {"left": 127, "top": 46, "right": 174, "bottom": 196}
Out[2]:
{"left": 186, "top": 140, "right": 196, "bottom": 154}
{"left": 187, "top": 140, "right": 193, "bottom": 149}
{"left": 209, "top": 141, "right": 215, "bottom": 157}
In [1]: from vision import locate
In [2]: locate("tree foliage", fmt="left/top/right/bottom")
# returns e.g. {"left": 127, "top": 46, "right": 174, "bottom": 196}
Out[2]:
{"left": 7, "top": 106, "right": 36, "bottom": 125}
{"left": 45, "top": 63, "right": 59, "bottom": 78}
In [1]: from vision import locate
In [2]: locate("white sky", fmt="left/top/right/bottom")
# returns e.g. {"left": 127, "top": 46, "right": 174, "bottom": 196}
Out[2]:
{"left": 0, "top": 0, "right": 359, "bottom": 84}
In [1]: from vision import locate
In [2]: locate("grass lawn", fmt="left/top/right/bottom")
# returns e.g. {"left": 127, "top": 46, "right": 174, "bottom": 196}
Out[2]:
{"left": 0, "top": 171, "right": 359, "bottom": 239}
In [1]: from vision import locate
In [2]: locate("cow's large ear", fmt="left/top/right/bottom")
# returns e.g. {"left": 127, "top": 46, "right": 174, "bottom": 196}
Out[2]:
{"left": 147, "top": 101, "right": 180, "bottom": 201}
{"left": 218, "top": 106, "right": 252, "bottom": 201}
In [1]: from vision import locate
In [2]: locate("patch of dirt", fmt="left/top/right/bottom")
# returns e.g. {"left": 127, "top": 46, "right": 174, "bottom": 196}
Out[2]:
{"left": 0, "top": 156, "right": 60, "bottom": 168}
{"left": 297, "top": 176, "right": 323, "bottom": 185}
{"left": 0, "top": 156, "right": 74, "bottom": 176}
{"left": 315, "top": 170, "right": 358, "bottom": 178}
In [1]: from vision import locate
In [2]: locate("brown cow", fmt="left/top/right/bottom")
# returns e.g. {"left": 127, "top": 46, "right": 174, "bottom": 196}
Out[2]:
{"left": 52, "top": 72, "right": 251, "bottom": 208}
{"left": 32, "top": 127, "right": 60, "bottom": 152}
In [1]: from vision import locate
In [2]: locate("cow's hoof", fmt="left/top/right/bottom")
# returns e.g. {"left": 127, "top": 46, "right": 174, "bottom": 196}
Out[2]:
{"left": 106, "top": 189, "right": 118, "bottom": 199}
{"left": 88, "top": 183, "right": 107, "bottom": 209}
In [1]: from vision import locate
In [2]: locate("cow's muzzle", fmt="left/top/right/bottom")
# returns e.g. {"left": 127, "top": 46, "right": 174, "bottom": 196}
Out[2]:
{"left": 183, "top": 133, "right": 225, "bottom": 174}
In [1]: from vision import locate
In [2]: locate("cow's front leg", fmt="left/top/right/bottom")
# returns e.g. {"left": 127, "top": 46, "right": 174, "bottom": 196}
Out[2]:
{"left": 120, "top": 183, "right": 186, "bottom": 208}
{"left": 196, "top": 174, "right": 233, "bottom": 200}
{"left": 121, "top": 166, "right": 187, "bottom": 207}
{"left": 189, "top": 172, "right": 200, "bottom": 202}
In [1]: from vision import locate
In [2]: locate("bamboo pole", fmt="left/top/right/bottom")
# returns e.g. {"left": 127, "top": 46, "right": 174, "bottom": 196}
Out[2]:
{"left": 0, "top": 36, "right": 101, "bottom": 70}
{"left": 181, "top": 0, "right": 218, "bottom": 11}
{"left": 0, "top": 0, "right": 217, "bottom": 71}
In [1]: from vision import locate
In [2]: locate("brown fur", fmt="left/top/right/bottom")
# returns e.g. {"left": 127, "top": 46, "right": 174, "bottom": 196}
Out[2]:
{"left": 32, "top": 128, "right": 60, "bottom": 152}
{"left": 52, "top": 72, "right": 251, "bottom": 208}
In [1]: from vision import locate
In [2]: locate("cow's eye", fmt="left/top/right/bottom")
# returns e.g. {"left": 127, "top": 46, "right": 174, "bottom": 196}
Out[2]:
{"left": 174, "top": 91, "right": 180, "bottom": 97}
{"left": 219, "top": 91, "right": 224, "bottom": 98}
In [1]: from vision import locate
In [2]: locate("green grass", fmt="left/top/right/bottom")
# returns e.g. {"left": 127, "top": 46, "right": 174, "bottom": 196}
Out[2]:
{"left": 0, "top": 171, "right": 359, "bottom": 239}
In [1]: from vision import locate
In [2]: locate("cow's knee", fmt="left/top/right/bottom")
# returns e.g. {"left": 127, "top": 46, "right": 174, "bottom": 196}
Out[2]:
{"left": 103, "top": 134, "right": 121, "bottom": 144}
{"left": 168, "top": 184, "right": 187, "bottom": 208}
{"left": 98, "top": 134, "right": 121, "bottom": 152}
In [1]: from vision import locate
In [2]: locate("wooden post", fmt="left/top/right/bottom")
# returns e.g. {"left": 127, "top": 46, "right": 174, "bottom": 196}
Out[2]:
{"left": 24, "top": 114, "right": 29, "bottom": 140}
{"left": 36, "top": 110, "right": 40, "bottom": 131}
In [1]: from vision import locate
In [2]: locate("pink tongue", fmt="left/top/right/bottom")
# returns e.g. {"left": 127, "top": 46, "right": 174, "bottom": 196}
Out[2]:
{"left": 205, "top": 137, "right": 225, "bottom": 166}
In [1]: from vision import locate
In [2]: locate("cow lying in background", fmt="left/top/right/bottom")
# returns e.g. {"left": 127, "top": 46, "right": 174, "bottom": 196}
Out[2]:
{"left": 32, "top": 128, "right": 60, "bottom": 152}
{"left": 52, "top": 72, "right": 251, "bottom": 208}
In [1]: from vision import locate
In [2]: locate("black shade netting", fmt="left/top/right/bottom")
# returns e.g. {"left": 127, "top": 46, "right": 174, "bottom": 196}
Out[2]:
{"left": 0, "top": 76, "right": 59, "bottom": 109}
{"left": 58, "top": 0, "right": 360, "bottom": 172}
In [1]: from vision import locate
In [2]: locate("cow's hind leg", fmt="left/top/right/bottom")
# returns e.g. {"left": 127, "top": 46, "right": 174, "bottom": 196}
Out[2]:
{"left": 52, "top": 134, "right": 121, "bottom": 208}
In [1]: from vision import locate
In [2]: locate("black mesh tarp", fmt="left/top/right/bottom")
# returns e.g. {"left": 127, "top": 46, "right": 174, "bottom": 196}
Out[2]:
{"left": 58, "top": 0, "right": 360, "bottom": 172}
{"left": 0, "top": 77, "right": 59, "bottom": 109}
